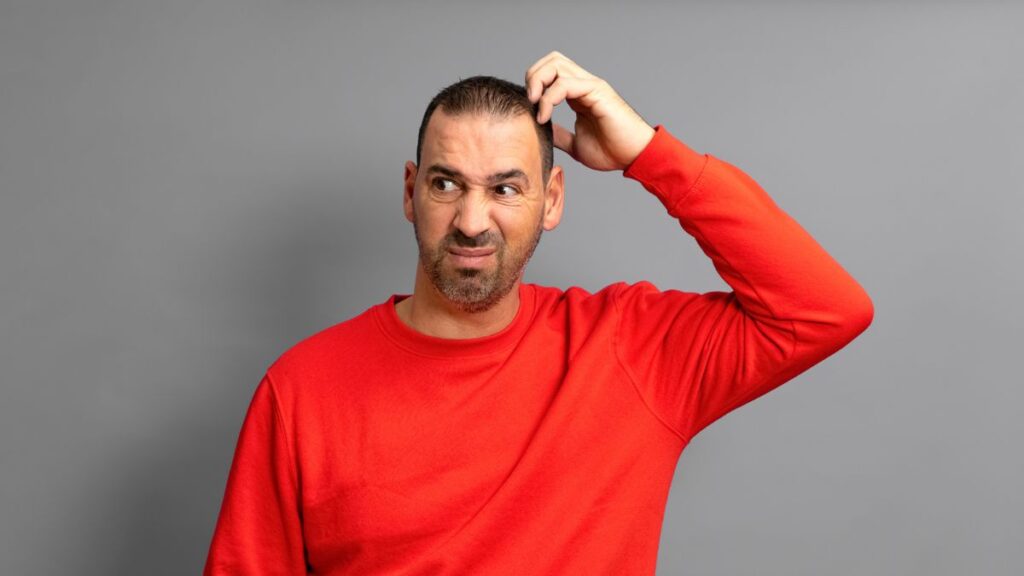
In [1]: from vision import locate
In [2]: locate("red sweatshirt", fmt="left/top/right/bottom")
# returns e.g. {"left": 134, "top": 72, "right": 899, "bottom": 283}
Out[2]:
{"left": 203, "top": 125, "right": 873, "bottom": 575}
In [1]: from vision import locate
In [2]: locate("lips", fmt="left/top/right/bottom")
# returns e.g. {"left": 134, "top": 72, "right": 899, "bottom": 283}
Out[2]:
{"left": 447, "top": 246, "right": 496, "bottom": 268}
{"left": 448, "top": 246, "right": 496, "bottom": 257}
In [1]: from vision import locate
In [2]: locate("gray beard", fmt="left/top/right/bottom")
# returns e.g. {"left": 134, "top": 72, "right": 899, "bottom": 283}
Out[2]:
{"left": 413, "top": 218, "right": 543, "bottom": 314}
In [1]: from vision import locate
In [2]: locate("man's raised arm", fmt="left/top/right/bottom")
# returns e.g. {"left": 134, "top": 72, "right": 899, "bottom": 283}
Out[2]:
{"left": 526, "top": 51, "right": 873, "bottom": 441}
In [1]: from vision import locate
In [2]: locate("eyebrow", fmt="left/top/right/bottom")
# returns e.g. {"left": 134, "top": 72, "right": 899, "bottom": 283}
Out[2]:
{"left": 425, "top": 164, "right": 530, "bottom": 187}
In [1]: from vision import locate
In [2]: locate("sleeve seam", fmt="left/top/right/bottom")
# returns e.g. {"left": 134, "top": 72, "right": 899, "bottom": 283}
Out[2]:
{"left": 689, "top": 372, "right": 780, "bottom": 437}
{"left": 683, "top": 201, "right": 799, "bottom": 348}
{"left": 635, "top": 151, "right": 711, "bottom": 217}
{"left": 610, "top": 283, "right": 692, "bottom": 447}
{"left": 666, "top": 153, "right": 711, "bottom": 214}
{"left": 263, "top": 370, "right": 301, "bottom": 496}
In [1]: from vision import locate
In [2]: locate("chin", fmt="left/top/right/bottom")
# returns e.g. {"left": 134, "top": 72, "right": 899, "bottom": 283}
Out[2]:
{"left": 443, "top": 280, "right": 508, "bottom": 313}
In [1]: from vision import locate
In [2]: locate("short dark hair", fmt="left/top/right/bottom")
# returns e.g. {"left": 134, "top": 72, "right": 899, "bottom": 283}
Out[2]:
{"left": 416, "top": 75, "right": 553, "bottom": 185}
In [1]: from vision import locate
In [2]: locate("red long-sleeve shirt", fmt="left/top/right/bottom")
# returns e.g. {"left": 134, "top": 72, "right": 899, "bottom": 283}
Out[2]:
{"left": 203, "top": 125, "right": 873, "bottom": 575}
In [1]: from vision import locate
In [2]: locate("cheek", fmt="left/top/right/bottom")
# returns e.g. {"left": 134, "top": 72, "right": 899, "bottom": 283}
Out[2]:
{"left": 415, "top": 203, "right": 455, "bottom": 238}
{"left": 494, "top": 210, "right": 540, "bottom": 242}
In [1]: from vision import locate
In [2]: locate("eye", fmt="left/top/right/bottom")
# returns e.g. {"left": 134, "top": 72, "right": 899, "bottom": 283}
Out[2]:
{"left": 495, "top": 184, "right": 519, "bottom": 197}
{"left": 432, "top": 177, "right": 458, "bottom": 192}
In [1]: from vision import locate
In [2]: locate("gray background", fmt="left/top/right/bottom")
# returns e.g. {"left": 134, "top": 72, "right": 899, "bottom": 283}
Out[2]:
{"left": 1, "top": 1, "right": 1020, "bottom": 575}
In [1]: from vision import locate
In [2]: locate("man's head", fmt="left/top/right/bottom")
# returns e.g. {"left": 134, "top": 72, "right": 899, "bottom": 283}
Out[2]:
{"left": 404, "top": 76, "right": 564, "bottom": 313}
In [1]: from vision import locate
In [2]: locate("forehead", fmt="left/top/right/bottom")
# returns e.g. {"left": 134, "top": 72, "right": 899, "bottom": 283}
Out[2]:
{"left": 421, "top": 110, "right": 541, "bottom": 178}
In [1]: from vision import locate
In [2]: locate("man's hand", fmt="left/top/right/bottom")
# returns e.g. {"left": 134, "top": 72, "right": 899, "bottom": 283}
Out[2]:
{"left": 525, "top": 51, "right": 656, "bottom": 172}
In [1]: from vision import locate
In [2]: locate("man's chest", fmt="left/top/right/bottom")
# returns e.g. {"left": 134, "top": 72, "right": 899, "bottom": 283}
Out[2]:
{"left": 287, "top": 344, "right": 670, "bottom": 572}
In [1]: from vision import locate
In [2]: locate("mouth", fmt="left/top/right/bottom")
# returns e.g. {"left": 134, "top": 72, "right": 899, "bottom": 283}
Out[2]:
{"left": 447, "top": 246, "right": 496, "bottom": 268}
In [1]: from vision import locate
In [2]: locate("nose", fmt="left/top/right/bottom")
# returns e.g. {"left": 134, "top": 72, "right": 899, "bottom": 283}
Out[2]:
{"left": 452, "top": 192, "right": 491, "bottom": 240}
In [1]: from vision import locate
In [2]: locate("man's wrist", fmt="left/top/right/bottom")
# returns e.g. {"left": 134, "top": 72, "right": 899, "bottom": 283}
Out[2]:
{"left": 620, "top": 123, "right": 657, "bottom": 170}
{"left": 623, "top": 124, "right": 666, "bottom": 177}
{"left": 622, "top": 125, "right": 710, "bottom": 215}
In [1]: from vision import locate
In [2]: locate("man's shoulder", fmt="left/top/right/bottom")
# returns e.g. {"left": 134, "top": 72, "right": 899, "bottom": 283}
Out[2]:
{"left": 266, "top": 297, "right": 388, "bottom": 383}
{"left": 531, "top": 279, "right": 705, "bottom": 317}
{"left": 528, "top": 280, "right": 633, "bottom": 315}
{"left": 529, "top": 280, "right": 640, "bottom": 303}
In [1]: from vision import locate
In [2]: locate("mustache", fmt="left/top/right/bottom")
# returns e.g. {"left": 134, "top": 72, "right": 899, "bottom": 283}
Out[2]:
{"left": 446, "top": 230, "right": 501, "bottom": 249}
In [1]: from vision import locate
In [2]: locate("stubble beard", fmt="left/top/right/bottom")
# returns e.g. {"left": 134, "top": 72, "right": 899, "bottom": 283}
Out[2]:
{"left": 414, "top": 217, "right": 543, "bottom": 314}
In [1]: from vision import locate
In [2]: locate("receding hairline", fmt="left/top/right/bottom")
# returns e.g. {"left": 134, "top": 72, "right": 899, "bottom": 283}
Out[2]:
{"left": 419, "top": 107, "right": 548, "bottom": 179}
{"left": 434, "top": 103, "right": 532, "bottom": 120}
{"left": 423, "top": 106, "right": 541, "bottom": 138}
{"left": 414, "top": 75, "right": 554, "bottom": 182}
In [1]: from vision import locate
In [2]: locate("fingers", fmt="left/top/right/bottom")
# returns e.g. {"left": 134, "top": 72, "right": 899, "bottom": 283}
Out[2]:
{"left": 534, "top": 75, "right": 603, "bottom": 124}
{"left": 525, "top": 51, "right": 587, "bottom": 94}
{"left": 524, "top": 51, "right": 597, "bottom": 117}
{"left": 551, "top": 122, "right": 575, "bottom": 156}
{"left": 525, "top": 51, "right": 651, "bottom": 171}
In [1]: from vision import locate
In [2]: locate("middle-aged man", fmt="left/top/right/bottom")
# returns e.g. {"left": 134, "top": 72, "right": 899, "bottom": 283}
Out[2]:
{"left": 204, "top": 51, "right": 874, "bottom": 575}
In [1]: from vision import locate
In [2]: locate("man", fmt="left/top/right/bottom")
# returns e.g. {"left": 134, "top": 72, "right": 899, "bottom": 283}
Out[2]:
{"left": 204, "top": 52, "right": 873, "bottom": 575}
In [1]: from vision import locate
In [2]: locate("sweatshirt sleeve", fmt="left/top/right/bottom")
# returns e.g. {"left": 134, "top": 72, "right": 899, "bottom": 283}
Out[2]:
{"left": 613, "top": 125, "right": 874, "bottom": 442}
{"left": 203, "top": 374, "right": 308, "bottom": 575}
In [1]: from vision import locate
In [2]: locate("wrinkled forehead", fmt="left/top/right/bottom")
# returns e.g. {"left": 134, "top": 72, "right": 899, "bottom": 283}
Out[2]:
{"left": 421, "top": 110, "right": 541, "bottom": 179}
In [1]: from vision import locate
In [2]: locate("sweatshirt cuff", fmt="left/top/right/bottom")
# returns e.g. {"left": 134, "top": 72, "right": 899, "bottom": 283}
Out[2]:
{"left": 622, "top": 124, "right": 709, "bottom": 213}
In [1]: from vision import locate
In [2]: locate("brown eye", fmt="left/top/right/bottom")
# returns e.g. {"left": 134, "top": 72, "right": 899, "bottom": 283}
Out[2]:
{"left": 495, "top": 184, "right": 518, "bottom": 197}
{"left": 432, "top": 178, "right": 457, "bottom": 192}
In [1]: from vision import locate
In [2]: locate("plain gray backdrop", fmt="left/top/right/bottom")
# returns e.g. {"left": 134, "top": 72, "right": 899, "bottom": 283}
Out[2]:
{"left": 1, "top": 1, "right": 1021, "bottom": 575}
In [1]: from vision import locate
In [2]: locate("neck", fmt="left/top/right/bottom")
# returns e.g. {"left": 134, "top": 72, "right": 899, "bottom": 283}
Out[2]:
{"left": 395, "top": 266, "right": 522, "bottom": 339}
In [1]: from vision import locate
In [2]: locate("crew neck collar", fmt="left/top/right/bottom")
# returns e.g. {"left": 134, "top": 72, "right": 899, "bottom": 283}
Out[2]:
{"left": 373, "top": 283, "right": 536, "bottom": 358}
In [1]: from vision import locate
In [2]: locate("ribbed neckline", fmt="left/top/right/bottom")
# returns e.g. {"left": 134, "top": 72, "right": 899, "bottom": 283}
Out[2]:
{"left": 373, "top": 283, "right": 536, "bottom": 358}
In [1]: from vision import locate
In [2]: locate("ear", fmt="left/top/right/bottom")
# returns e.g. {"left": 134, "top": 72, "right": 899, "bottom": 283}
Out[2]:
{"left": 403, "top": 161, "right": 417, "bottom": 223}
{"left": 541, "top": 164, "right": 565, "bottom": 231}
